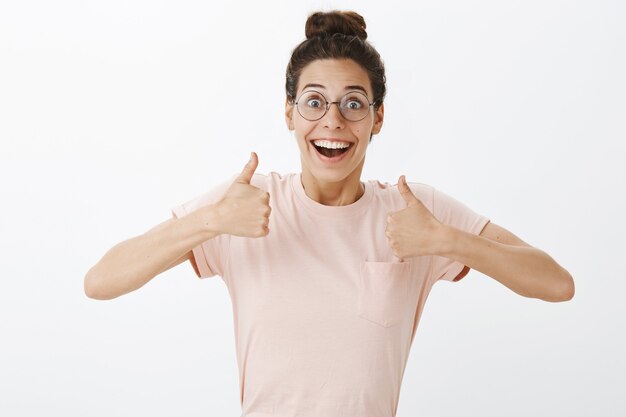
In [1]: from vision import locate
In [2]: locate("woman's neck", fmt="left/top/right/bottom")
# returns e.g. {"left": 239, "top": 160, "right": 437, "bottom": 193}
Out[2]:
{"left": 300, "top": 169, "right": 365, "bottom": 206}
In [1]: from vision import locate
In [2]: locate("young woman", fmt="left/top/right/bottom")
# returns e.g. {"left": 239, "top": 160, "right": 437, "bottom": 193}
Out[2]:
{"left": 84, "top": 10, "right": 575, "bottom": 417}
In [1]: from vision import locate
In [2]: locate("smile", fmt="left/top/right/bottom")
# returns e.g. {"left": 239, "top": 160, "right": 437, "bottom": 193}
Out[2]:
{"left": 309, "top": 139, "right": 354, "bottom": 163}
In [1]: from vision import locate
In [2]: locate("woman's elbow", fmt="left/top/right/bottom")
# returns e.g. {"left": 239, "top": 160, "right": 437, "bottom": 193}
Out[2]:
{"left": 84, "top": 270, "right": 114, "bottom": 300}
{"left": 562, "top": 276, "right": 575, "bottom": 301}
{"left": 555, "top": 271, "right": 575, "bottom": 302}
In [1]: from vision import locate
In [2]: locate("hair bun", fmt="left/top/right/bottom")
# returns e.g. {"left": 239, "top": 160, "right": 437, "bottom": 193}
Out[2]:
{"left": 305, "top": 10, "right": 367, "bottom": 40}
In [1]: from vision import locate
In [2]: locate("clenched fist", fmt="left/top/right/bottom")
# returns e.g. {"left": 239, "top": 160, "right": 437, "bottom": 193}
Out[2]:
{"left": 214, "top": 152, "right": 272, "bottom": 238}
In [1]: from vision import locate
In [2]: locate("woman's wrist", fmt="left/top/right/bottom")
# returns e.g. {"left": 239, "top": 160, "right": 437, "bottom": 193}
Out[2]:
{"left": 431, "top": 224, "right": 458, "bottom": 257}
{"left": 192, "top": 203, "right": 224, "bottom": 239}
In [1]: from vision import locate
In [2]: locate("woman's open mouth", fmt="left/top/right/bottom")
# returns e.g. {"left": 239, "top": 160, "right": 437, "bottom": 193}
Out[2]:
{"left": 310, "top": 139, "right": 353, "bottom": 163}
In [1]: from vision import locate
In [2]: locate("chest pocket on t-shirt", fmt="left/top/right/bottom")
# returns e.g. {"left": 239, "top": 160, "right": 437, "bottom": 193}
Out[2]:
{"left": 356, "top": 261, "right": 412, "bottom": 328}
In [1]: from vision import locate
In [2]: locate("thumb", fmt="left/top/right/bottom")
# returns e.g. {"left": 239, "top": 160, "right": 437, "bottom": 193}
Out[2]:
{"left": 236, "top": 152, "right": 258, "bottom": 184}
{"left": 398, "top": 175, "right": 419, "bottom": 207}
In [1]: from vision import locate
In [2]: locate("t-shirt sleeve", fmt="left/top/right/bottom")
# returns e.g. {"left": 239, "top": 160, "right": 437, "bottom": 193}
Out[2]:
{"left": 170, "top": 174, "right": 237, "bottom": 279}
{"left": 428, "top": 186, "right": 491, "bottom": 283}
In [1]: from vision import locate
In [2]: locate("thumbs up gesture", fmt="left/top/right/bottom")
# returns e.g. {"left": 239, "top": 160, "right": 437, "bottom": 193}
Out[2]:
{"left": 214, "top": 152, "right": 271, "bottom": 238}
{"left": 385, "top": 175, "right": 445, "bottom": 260}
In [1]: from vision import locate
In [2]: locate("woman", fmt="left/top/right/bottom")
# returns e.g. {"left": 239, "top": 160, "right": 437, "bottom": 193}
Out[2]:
{"left": 84, "top": 10, "right": 575, "bottom": 417}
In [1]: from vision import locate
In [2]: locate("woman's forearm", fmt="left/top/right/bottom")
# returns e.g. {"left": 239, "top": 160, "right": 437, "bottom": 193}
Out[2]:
{"left": 438, "top": 225, "right": 575, "bottom": 302}
{"left": 84, "top": 205, "right": 220, "bottom": 300}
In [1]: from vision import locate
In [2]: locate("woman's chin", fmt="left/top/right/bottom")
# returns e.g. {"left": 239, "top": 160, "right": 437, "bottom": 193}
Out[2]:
{"left": 306, "top": 164, "right": 357, "bottom": 184}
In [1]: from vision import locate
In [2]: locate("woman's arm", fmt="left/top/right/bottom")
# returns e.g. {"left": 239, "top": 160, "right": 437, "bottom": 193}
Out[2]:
{"left": 387, "top": 175, "right": 574, "bottom": 302}
{"left": 84, "top": 152, "right": 271, "bottom": 301}
{"left": 439, "top": 221, "right": 575, "bottom": 302}
{"left": 84, "top": 206, "right": 221, "bottom": 300}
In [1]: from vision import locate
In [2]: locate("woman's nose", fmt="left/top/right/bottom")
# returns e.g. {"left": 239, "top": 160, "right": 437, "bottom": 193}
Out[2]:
{"left": 322, "top": 102, "right": 345, "bottom": 129}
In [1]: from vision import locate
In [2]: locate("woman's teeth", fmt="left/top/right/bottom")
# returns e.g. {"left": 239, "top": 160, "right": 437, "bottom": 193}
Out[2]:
{"left": 312, "top": 139, "right": 351, "bottom": 149}
{"left": 311, "top": 139, "right": 352, "bottom": 158}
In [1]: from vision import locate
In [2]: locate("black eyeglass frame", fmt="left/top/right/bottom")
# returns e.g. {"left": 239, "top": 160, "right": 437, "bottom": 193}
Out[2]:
{"left": 292, "top": 90, "right": 375, "bottom": 122}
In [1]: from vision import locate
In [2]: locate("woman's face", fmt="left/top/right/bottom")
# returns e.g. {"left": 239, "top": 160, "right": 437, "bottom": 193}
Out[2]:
{"left": 285, "top": 58, "right": 384, "bottom": 184}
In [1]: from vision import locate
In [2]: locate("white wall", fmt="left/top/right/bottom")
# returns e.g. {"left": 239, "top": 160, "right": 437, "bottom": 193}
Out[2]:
{"left": 0, "top": 0, "right": 624, "bottom": 416}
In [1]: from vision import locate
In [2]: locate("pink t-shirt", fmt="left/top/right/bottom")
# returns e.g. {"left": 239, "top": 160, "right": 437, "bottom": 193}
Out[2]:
{"left": 172, "top": 172, "right": 490, "bottom": 417}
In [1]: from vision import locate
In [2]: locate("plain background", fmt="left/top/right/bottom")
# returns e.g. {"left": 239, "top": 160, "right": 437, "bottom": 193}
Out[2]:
{"left": 1, "top": 0, "right": 624, "bottom": 416}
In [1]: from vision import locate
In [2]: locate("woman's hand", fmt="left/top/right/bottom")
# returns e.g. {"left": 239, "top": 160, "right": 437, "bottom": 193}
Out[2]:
{"left": 213, "top": 152, "right": 271, "bottom": 238}
{"left": 385, "top": 175, "right": 446, "bottom": 260}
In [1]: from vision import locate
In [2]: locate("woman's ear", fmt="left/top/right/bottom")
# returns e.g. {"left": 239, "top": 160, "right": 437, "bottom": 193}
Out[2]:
{"left": 371, "top": 102, "right": 384, "bottom": 135}
{"left": 285, "top": 98, "right": 295, "bottom": 131}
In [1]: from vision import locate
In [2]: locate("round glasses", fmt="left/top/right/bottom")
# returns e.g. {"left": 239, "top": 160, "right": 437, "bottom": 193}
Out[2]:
{"left": 293, "top": 90, "right": 374, "bottom": 122}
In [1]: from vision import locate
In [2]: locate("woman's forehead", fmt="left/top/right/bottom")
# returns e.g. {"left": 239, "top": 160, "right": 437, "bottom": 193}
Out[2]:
{"left": 297, "top": 59, "right": 372, "bottom": 96}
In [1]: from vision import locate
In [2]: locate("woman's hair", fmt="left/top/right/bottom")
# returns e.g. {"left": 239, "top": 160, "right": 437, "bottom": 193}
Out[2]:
{"left": 285, "top": 10, "right": 386, "bottom": 113}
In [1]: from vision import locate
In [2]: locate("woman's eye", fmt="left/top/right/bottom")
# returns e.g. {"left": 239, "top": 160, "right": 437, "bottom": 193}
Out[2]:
{"left": 345, "top": 100, "right": 363, "bottom": 110}
{"left": 307, "top": 99, "right": 322, "bottom": 108}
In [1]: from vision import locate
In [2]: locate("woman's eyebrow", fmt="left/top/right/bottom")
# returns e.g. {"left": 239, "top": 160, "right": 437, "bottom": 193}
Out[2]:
{"left": 302, "top": 83, "right": 368, "bottom": 94}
